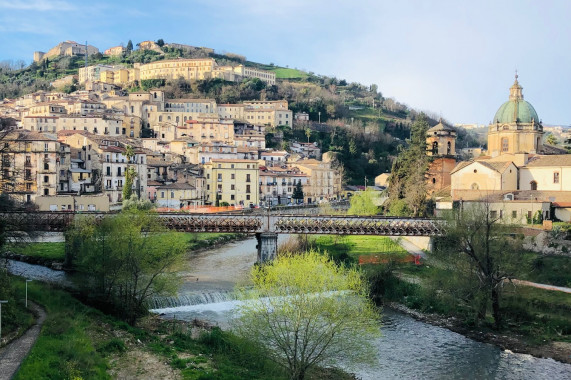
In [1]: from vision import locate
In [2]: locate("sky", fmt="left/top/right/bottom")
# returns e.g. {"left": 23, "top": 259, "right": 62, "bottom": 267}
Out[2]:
{"left": 0, "top": 0, "right": 569, "bottom": 126}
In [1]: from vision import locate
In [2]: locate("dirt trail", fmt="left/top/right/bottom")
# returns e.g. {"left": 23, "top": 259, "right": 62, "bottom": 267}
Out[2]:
{"left": 0, "top": 301, "right": 46, "bottom": 380}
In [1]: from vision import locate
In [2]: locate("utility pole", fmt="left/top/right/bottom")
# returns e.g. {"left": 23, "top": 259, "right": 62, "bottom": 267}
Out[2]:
{"left": 364, "top": 176, "right": 368, "bottom": 189}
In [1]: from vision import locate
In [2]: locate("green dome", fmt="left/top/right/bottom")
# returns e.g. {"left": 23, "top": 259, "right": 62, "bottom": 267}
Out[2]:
{"left": 493, "top": 99, "right": 539, "bottom": 124}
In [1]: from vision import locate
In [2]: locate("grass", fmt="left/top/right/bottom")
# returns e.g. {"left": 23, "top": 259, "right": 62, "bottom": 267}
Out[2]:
{"left": 270, "top": 67, "right": 308, "bottom": 80}
{"left": 13, "top": 279, "right": 349, "bottom": 380}
{"left": 313, "top": 235, "right": 408, "bottom": 264}
{"left": 375, "top": 261, "right": 571, "bottom": 344}
{"left": 14, "top": 281, "right": 110, "bottom": 379}
{"left": 4, "top": 233, "right": 244, "bottom": 263}
{"left": 5, "top": 242, "right": 65, "bottom": 261}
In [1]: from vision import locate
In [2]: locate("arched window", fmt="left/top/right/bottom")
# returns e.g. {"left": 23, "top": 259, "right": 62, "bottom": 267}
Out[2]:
{"left": 530, "top": 181, "right": 537, "bottom": 191}
{"left": 447, "top": 141, "right": 451, "bottom": 155}
{"left": 432, "top": 141, "right": 438, "bottom": 154}
{"left": 501, "top": 138, "right": 509, "bottom": 152}
{"left": 471, "top": 183, "right": 479, "bottom": 190}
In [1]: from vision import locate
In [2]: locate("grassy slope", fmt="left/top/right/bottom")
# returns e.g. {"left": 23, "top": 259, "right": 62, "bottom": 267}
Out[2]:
{"left": 14, "top": 281, "right": 289, "bottom": 380}
{"left": 313, "top": 235, "right": 408, "bottom": 265}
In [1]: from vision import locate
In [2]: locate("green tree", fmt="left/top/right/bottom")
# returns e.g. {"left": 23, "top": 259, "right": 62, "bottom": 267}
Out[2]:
{"left": 433, "top": 203, "right": 523, "bottom": 328}
{"left": 156, "top": 38, "right": 165, "bottom": 47}
{"left": 387, "top": 115, "right": 430, "bottom": 216}
{"left": 305, "top": 127, "right": 311, "bottom": 143}
{"left": 126, "top": 40, "right": 133, "bottom": 53}
{"left": 545, "top": 133, "right": 558, "bottom": 145}
{"left": 66, "top": 210, "right": 186, "bottom": 324}
{"left": 234, "top": 251, "right": 380, "bottom": 380}
{"left": 348, "top": 188, "right": 380, "bottom": 215}
{"left": 292, "top": 182, "right": 304, "bottom": 204}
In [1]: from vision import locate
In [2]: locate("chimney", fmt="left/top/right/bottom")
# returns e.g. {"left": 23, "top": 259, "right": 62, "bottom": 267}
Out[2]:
{"left": 514, "top": 152, "right": 529, "bottom": 167}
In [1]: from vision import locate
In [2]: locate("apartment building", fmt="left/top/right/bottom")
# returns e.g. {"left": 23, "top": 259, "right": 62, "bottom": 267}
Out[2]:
{"left": 139, "top": 58, "right": 216, "bottom": 81}
{"left": 155, "top": 182, "right": 200, "bottom": 209}
{"left": 62, "top": 133, "right": 148, "bottom": 204}
{"left": 204, "top": 159, "right": 259, "bottom": 207}
{"left": 259, "top": 166, "right": 308, "bottom": 206}
{"left": 0, "top": 131, "right": 61, "bottom": 203}
{"left": 293, "top": 159, "right": 341, "bottom": 204}
{"left": 23, "top": 115, "right": 127, "bottom": 136}
{"left": 78, "top": 65, "right": 119, "bottom": 84}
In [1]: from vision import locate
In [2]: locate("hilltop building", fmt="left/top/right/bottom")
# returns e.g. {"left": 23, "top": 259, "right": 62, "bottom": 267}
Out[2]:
{"left": 34, "top": 41, "right": 98, "bottom": 62}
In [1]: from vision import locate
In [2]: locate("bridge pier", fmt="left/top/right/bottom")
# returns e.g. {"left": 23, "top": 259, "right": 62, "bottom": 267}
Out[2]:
{"left": 256, "top": 232, "right": 278, "bottom": 263}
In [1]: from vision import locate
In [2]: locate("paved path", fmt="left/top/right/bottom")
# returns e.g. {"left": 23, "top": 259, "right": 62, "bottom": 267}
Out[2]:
{"left": 0, "top": 302, "right": 46, "bottom": 380}
{"left": 391, "top": 236, "right": 426, "bottom": 258}
{"left": 510, "top": 279, "right": 571, "bottom": 294}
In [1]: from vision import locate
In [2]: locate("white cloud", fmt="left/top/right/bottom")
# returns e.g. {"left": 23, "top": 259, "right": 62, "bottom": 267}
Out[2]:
{"left": 0, "top": 0, "right": 76, "bottom": 11}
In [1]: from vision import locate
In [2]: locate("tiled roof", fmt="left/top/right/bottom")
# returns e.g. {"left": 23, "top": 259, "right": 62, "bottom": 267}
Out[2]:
{"left": 525, "top": 154, "right": 571, "bottom": 167}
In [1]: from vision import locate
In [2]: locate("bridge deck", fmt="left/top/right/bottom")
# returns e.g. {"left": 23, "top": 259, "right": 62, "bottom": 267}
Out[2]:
{"left": 0, "top": 212, "right": 444, "bottom": 236}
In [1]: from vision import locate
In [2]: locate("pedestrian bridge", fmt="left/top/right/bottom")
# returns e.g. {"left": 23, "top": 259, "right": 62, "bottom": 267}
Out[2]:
{"left": 0, "top": 212, "right": 444, "bottom": 236}
{"left": 0, "top": 212, "right": 444, "bottom": 262}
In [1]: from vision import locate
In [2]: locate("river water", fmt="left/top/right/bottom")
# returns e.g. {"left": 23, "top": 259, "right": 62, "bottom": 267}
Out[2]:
{"left": 7, "top": 235, "right": 571, "bottom": 379}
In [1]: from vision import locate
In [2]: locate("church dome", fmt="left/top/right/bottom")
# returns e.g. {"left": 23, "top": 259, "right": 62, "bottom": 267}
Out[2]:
{"left": 492, "top": 75, "right": 539, "bottom": 124}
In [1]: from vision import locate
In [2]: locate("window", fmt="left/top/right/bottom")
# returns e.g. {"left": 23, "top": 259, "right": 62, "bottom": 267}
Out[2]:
{"left": 246, "top": 185, "right": 251, "bottom": 193}
{"left": 231, "top": 174, "right": 235, "bottom": 180}
{"left": 490, "top": 211, "right": 497, "bottom": 219}
{"left": 246, "top": 195, "right": 250, "bottom": 200}
{"left": 554, "top": 172, "right": 560, "bottom": 184}
{"left": 527, "top": 211, "right": 532, "bottom": 219}
{"left": 161, "top": 192, "right": 165, "bottom": 198}
{"left": 44, "top": 188, "right": 49, "bottom": 195}
{"left": 246, "top": 174, "right": 251, "bottom": 182}
{"left": 231, "top": 164, "right": 234, "bottom": 169}
{"left": 512, "top": 211, "right": 517, "bottom": 218}
{"left": 530, "top": 181, "right": 537, "bottom": 191}
{"left": 171, "top": 191, "right": 174, "bottom": 198}
{"left": 501, "top": 138, "right": 509, "bottom": 152}
{"left": 471, "top": 183, "right": 479, "bottom": 190}
{"left": 231, "top": 185, "right": 235, "bottom": 190}
{"left": 117, "top": 167, "right": 122, "bottom": 176}
{"left": 44, "top": 175, "right": 49, "bottom": 183}
{"left": 432, "top": 178, "right": 436, "bottom": 184}
{"left": 106, "top": 166, "right": 111, "bottom": 175}
{"left": 432, "top": 141, "right": 438, "bottom": 154}
{"left": 218, "top": 174, "right": 222, "bottom": 182}
{"left": 231, "top": 195, "right": 235, "bottom": 200}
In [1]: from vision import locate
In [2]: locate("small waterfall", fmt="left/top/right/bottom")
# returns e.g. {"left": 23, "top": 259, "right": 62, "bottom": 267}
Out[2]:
{"left": 148, "top": 290, "right": 235, "bottom": 310}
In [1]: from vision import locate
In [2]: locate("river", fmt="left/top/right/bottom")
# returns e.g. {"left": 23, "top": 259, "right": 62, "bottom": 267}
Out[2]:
{"left": 7, "top": 235, "right": 571, "bottom": 379}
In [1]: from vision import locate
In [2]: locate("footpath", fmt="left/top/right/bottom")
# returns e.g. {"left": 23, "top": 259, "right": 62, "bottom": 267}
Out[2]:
{"left": 0, "top": 302, "right": 46, "bottom": 380}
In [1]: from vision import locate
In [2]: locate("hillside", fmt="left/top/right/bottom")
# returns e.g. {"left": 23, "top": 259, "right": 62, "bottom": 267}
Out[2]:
{"left": 0, "top": 41, "right": 479, "bottom": 184}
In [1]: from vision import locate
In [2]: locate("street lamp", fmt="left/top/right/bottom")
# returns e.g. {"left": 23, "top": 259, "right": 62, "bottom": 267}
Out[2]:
{"left": 0, "top": 300, "right": 7, "bottom": 340}
{"left": 318, "top": 111, "right": 321, "bottom": 124}
{"left": 26, "top": 279, "right": 32, "bottom": 308}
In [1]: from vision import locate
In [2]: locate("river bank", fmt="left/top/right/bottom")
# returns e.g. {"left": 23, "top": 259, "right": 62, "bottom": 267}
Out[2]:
{"left": 387, "top": 302, "right": 571, "bottom": 365}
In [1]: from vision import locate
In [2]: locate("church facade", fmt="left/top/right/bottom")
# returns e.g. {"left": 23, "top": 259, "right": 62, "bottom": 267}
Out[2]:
{"left": 448, "top": 75, "right": 571, "bottom": 221}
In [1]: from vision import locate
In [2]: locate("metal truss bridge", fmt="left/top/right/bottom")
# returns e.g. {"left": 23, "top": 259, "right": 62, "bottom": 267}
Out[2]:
{"left": 0, "top": 212, "right": 444, "bottom": 237}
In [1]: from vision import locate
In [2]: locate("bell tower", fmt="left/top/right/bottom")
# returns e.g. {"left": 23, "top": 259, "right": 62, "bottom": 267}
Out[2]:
{"left": 426, "top": 119, "right": 457, "bottom": 194}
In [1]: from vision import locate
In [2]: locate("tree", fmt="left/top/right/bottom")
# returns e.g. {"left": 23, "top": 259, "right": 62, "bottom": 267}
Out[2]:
{"left": 66, "top": 210, "right": 186, "bottom": 324}
{"left": 233, "top": 252, "right": 380, "bottom": 380}
{"left": 292, "top": 182, "right": 304, "bottom": 204}
{"left": 348, "top": 188, "right": 380, "bottom": 215}
{"left": 126, "top": 40, "right": 133, "bottom": 53}
{"left": 156, "top": 38, "right": 165, "bottom": 47}
{"left": 545, "top": 133, "right": 559, "bottom": 146}
{"left": 123, "top": 145, "right": 136, "bottom": 201}
{"left": 433, "top": 202, "right": 523, "bottom": 328}
{"left": 387, "top": 115, "right": 430, "bottom": 216}
{"left": 305, "top": 127, "right": 311, "bottom": 143}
